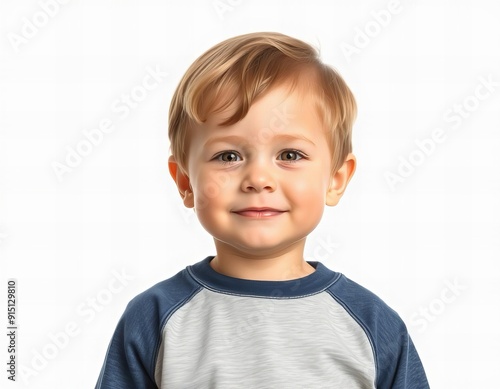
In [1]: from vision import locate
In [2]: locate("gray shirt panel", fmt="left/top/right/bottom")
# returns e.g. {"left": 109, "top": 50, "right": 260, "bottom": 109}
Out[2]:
{"left": 155, "top": 289, "right": 375, "bottom": 388}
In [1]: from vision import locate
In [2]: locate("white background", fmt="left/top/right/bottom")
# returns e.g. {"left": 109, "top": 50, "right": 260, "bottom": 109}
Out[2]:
{"left": 1, "top": 0, "right": 499, "bottom": 387}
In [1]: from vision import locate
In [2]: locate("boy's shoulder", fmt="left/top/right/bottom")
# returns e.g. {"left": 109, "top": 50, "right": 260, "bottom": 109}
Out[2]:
{"left": 95, "top": 264, "right": 203, "bottom": 388}
{"left": 327, "top": 272, "right": 405, "bottom": 328}
{"left": 328, "top": 274, "right": 424, "bottom": 386}
{"left": 123, "top": 263, "right": 202, "bottom": 322}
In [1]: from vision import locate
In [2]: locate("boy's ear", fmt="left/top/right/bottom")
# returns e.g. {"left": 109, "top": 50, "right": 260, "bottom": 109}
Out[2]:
{"left": 326, "top": 153, "right": 356, "bottom": 207}
{"left": 168, "top": 156, "right": 194, "bottom": 208}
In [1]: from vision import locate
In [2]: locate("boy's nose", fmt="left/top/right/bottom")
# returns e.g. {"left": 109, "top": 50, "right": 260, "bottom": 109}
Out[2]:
{"left": 240, "top": 160, "right": 277, "bottom": 193}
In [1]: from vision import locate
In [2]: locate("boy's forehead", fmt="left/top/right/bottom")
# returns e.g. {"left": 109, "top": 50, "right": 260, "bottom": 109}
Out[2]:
{"left": 201, "top": 84, "right": 316, "bottom": 131}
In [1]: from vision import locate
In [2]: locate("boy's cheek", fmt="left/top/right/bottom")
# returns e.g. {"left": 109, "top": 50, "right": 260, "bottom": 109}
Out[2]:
{"left": 191, "top": 182, "right": 226, "bottom": 212}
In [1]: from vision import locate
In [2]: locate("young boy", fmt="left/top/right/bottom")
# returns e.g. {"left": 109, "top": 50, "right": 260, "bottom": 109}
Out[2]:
{"left": 95, "top": 32, "right": 429, "bottom": 388}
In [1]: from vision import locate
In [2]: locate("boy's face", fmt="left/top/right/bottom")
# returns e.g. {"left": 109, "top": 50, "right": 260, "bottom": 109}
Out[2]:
{"left": 169, "top": 83, "right": 355, "bottom": 258}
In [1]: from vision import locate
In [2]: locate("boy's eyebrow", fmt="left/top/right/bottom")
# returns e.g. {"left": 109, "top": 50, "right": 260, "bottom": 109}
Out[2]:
{"left": 203, "top": 133, "right": 316, "bottom": 148}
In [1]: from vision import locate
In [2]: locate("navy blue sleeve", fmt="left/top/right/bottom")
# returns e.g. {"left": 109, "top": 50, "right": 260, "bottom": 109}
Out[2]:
{"left": 95, "top": 271, "right": 202, "bottom": 389}
{"left": 95, "top": 294, "right": 160, "bottom": 389}
{"left": 389, "top": 334, "right": 429, "bottom": 388}
{"left": 374, "top": 318, "right": 429, "bottom": 388}
{"left": 328, "top": 275, "right": 430, "bottom": 389}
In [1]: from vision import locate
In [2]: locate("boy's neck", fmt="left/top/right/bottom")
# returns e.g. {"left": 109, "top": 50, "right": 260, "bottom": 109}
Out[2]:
{"left": 209, "top": 246, "right": 316, "bottom": 281}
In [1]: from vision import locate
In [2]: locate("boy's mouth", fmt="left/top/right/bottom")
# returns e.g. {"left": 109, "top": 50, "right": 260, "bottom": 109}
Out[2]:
{"left": 232, "top": 208, "right": 286, "bottom": 218}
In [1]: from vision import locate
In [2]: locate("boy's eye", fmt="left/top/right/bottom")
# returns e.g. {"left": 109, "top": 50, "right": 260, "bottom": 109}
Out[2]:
{"left": 217, "top": 152, "right": 241, "bottom": 164}
{"left": 278, "top": 150, "right": 304, "bottom": 162}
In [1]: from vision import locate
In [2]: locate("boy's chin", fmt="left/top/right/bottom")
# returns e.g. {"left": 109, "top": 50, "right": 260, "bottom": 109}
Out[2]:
{"left": 213, "top": 237, "right": 307, "bottom": 257}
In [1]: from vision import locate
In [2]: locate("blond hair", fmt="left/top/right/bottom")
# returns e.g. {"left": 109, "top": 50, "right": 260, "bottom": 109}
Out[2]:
{"left": 168, "top": 32, "right": 356, "bottom": 175}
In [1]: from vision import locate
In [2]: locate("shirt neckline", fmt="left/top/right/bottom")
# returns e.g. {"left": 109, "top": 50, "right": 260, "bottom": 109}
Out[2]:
{"left": 187, "top": 256, "right": 341, "bottom": 298}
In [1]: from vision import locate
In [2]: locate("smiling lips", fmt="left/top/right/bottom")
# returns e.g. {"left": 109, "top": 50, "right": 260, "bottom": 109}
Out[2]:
{"left": 232, "top": 208, "right": 286, "bottom": 218}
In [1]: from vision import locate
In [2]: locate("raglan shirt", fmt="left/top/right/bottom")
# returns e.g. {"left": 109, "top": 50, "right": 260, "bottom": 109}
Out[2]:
{"left": 95, "top": 256, "right": 429, "bottom": 389}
